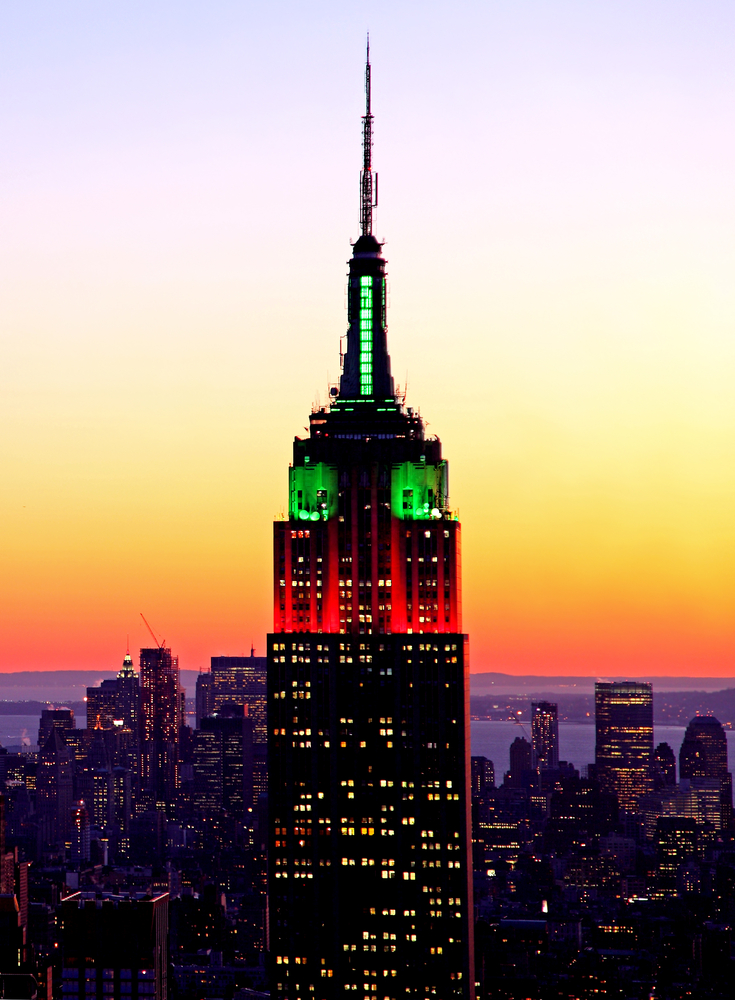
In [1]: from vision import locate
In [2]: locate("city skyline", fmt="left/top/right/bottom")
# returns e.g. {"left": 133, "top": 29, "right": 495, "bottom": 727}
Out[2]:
{"left": 3, "top": 2, "right": 735, "bottom": 677}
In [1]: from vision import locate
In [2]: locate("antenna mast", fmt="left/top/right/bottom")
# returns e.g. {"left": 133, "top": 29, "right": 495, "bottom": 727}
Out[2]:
{"left": 360, "top": 36, "right": 377, "bottom": 236}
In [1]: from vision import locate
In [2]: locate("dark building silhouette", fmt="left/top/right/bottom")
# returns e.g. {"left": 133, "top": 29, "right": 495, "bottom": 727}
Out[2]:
{"left": 595, "top": 682, "right": 653, "bottom": 811}
{"left": 267, "top": 47, "right": 474, "bottom": 1000}
{"left": 531, "top": 701, "right": 559, "bottom": 770}
{"left": 507, "top": 737, "right": 533, "bottom": 788}
{"left": 59, "top": 892, "right": 169, "bottom": 1000}
{"left": 36, "top": 730, "right": 73, "bottom": 849}
{"left": 193, "top": 707, "right": 253, "bottom": 818}
{"left": 471, "top": 757, "right": 494, "bottom": 798}
{"left": 679, "top": 715, "right": 732, "bottom": 829}
{"left": 37, "top": 709, "right": 75, "bottom": 751}
{"left": 653, "top": 741, "right": 677, "bottom": 787}
{"left": 656, "top": 816, "right": 697, "bottom": 893}
{"left": 86, "top": 680, "right": 119, "bottom": 731}
{"left": 139, "top": 646, "right": 182, "bottom": 812}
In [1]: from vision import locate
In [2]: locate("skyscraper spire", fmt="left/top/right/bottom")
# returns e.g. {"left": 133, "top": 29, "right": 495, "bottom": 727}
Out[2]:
{"left": 360, "top": 35, "right": 376, "bottom": 236}
{"left": 268, "top": 42, "right": 474, "bottom": 998}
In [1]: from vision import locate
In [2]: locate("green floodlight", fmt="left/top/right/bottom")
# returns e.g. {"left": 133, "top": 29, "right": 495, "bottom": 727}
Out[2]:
{"left": 298, "top": 509, "right": 310, "bottom": 521}
{"left": 310, "top": 511, "right": 320, "bottom": 521}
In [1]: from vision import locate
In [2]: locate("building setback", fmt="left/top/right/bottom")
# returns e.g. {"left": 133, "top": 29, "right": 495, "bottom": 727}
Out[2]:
{"left": 267, "top": 46, "right": 474, "bottom": 1000}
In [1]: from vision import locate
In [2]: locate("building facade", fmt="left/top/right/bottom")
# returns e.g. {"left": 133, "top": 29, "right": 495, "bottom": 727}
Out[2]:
{"left": 139, "top": 647, "right": 182, "bottom": 812}
{"left": 267, "top": 48, "right": 474, "bottom": 1000}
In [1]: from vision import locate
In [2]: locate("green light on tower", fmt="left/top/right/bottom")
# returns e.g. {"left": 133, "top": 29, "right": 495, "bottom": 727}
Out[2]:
{"left": 359, "top": 275, "right": 373, "bottom": 396}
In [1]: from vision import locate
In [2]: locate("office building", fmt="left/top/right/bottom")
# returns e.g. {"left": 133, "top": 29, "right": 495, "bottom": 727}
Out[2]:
{"left": 679, "top": 715, "right": 732, "bottom": 829}
{"left": 210, "top": 654, "right": 267, "bottom": 747}
{"left": 531, "top": 701, "right": 559, "bottom": 770}
{"left": 595, "top": 682, "right": 653, "bottom": 811}
{"left": 267, "top": 48, "right": 474, "bottom": 1000}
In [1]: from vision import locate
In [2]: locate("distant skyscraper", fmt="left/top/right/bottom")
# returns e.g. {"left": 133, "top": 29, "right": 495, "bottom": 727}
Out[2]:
{"left": 531, "top": 701, "right": 559, "bottom": 770}
{"left": 37, "top": 708, "right": 75, "bottom": 750}
{"left": 508, "top": 736, "right": 533, "bottom": 788}
{"left": 117, "top": 648, "right": 141, "bottom": 736}
{"left": 140, "top": 646, "right": 182, "bottom": 811}
{"left": 595, "top": 682, "right": 653, "bottom": 811}
{"left": 470, "top": 757, "right": 494, "bottom": 798}
{"left": 195, "top": 670, "right": 214, "bottom": 728}
{"left": 679, "top": 715, "right": 732, "bottom": 829}
{"left": 267, "top": 45, "right": 474, "bottom": 1000}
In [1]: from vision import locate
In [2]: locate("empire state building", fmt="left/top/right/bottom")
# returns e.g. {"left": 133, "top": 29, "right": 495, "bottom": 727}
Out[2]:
{"left": 267, "top": 45, "right": 474, "bottom": 1000}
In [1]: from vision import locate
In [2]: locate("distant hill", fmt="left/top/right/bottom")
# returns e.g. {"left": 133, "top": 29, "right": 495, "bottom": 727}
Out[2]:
{"left": 0, "top": 669, "right": 201, "bottom": 703}
{"left": 470, "top": 672, "right": 735, "bottom": 695}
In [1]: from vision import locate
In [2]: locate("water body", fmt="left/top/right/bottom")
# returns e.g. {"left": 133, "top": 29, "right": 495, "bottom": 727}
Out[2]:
{"left": 4, "top": 713, "right": 734, "bottom": 773}
{"left": 471, "top": 720, "right": 735, "bottom": 777}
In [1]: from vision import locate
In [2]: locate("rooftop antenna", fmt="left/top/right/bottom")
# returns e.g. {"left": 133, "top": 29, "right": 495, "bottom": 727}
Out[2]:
{"left": 360, "top": 35, "right": 378, "bottom": 236}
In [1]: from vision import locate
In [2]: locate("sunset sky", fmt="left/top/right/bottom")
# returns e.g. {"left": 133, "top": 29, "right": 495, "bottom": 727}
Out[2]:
{"left": 2, "top": 1, "right": 735, "bottom": 678}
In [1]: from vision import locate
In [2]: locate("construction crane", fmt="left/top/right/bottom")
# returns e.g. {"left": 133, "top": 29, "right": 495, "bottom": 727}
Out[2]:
{"left": 140, "top": 613, "right": 165, "bottom": 649}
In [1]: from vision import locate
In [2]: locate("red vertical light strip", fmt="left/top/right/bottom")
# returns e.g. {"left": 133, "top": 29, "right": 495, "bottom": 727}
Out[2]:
{"left": 370, "top": 466, "right": 379, "bottom": 632}
{"left": 325, "top": 516, "right": 340, "bottom": 633}
{"left": 389, "top": 516, "right": 406, "bottom": 633}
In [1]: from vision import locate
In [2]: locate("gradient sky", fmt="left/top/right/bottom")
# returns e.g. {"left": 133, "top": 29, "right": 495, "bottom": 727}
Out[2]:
{"left": 2, "top": 1, "right": 735, "bottom": 678}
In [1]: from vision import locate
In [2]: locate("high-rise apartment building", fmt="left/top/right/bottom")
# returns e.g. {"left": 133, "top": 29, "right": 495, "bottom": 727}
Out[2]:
{"left": 267, "top": 48, "right": 474, "bottom": 1000}
{"left": 139, "top": 646, "right": 182, "bottom": 811}
{"left": 595, "top": 682, "right": 653, "bottom": 811}
{"left": 531, "top": 701, "right": 559, "bottom": 770}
